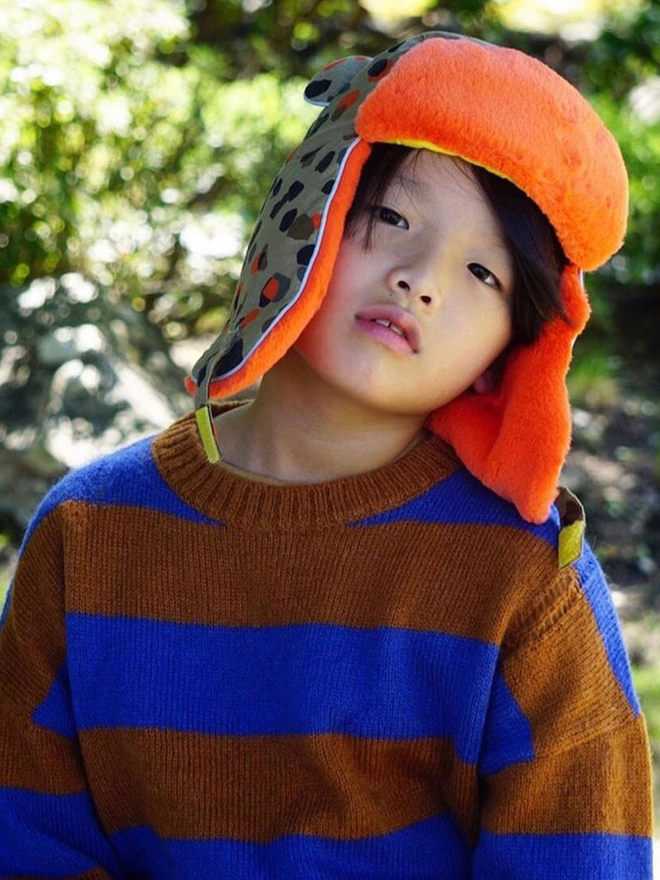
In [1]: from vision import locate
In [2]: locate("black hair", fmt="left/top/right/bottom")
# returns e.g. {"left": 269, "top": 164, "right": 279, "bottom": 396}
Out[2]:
{"left": 344, "top": 143, "right": 569, "bottom": 349}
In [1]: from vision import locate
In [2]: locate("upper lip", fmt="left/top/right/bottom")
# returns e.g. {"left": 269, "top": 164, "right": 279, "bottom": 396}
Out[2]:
{"left": 355, "top": 304, "right": 421, "bottom": 352}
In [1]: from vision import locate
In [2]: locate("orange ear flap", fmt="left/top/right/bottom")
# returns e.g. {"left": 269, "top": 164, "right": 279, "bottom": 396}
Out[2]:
{"left": 426, "top": 265, "right": 590, "bottom": 523}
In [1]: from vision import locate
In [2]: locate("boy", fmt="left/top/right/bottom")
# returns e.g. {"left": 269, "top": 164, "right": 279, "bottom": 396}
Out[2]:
{"left": 0, "top": 32, "right": 653, "bottom": 878}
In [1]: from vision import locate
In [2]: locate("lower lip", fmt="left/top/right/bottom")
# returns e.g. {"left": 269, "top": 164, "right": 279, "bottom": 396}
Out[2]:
{"left": 355, "top": 317, "right": 414, "bottom": 354}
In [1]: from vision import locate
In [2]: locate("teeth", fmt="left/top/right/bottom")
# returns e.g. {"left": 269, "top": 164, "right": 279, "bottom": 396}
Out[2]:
{"left": 373, "top": 318, "right": 405, "bottom": 337}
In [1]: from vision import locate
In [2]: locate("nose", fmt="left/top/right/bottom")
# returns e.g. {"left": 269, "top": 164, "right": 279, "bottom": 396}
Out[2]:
{"left": 386, "top": 266, "right": 435, "bottom": 306}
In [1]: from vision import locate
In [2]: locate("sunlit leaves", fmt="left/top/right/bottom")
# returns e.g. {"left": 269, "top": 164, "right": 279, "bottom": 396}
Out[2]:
{"left": 0, "top": 0, "right": 318, "bottom": 340}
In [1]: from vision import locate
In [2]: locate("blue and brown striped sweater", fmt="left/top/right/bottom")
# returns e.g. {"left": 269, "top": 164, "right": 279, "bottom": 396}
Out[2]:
{"left": 0, "top": 410, "right": 653, "bottom": 878}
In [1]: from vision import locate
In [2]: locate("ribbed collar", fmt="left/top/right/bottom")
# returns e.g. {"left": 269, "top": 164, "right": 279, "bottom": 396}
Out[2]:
{"left": 152, "top": 406, "right": 459, "bottom": 527}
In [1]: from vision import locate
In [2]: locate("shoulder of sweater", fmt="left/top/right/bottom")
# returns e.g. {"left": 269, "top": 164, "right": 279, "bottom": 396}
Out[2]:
{"left": 25, "top": 433, "right": 161, "bottom": 540}
{"left": 53, "top": 433, "right": 157, "bottom": 501}
{"left": 414, "top": 469, "right": 609, "bottom": 619}
{"left": 402, "top": 459, "right": 565, "bottom": 547}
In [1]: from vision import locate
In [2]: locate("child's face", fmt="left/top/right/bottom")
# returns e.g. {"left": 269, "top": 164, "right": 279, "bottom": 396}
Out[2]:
{"left": 294, "top": 149, "right": 514, "bottom": 419}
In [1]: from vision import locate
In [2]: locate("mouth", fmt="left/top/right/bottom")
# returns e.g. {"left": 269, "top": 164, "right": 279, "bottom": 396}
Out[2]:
{"left": 373, "top": 318, "right": 406, "bottom": 337}
{"left": 355, "top": 305, "right": 420, "bottom": 353}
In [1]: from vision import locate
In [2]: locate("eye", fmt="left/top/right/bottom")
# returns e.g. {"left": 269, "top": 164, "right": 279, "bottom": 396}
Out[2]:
{"left": 371, "top": 205, "right": 409, "bottom": 229}
{"left": 468, "top": 262, "right": 501, "bottom": 290}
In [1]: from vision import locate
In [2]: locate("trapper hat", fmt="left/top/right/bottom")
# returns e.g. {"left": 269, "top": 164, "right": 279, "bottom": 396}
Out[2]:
{"left": 187, "top": 32, "right": 628, "bottom": 524}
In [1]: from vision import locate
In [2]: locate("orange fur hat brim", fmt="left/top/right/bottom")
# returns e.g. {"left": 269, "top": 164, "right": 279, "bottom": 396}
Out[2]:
{"left": 355, "top": 38, "right": 627, "bottom": 270}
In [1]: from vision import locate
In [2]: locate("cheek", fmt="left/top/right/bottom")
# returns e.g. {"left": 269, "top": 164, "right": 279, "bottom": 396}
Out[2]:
{"left": 493, "top": 309, "right": 514, "bottom": 356}
{"left": 429, "top": 302, "right": 513, "bottom": 390}
{"left": 293, "top": 297, "right": 341, "bottom": 366}
{"left": 469, "top": 296, "right": 513, "bottom": 352}
{"left": 446, "top": 290, "right": 512, "bottom": 343}
{"left": 294, "top": 260, "right": 356, "bottom": 359}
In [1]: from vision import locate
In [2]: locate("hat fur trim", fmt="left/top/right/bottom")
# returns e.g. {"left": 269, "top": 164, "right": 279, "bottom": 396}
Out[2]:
{"left": 356, "top": 38, "right": 627, "bottom": 271}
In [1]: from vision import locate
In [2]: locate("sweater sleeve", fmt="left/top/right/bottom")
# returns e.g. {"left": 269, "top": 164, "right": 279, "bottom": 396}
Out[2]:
{"left": 472, "top": 544, "right": 654, "bottom": 879}
{"left": 0, "top": 503, "right": 122, "bottom": 878}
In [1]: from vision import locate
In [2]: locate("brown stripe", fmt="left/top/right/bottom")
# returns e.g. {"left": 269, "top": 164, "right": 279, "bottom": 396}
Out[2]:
{"left": 0, "top": 511, "right": 86, "bottom": 795}
{"left": 1, "top": 512, "right": 66, "bottom": 708}
{"left": 503, "top": 574, "right": 637, "bottom": 751}
{"left": 483, "top": 715, "right": 652, "bottom": 836}
{"left": 81, "top": 729, "right": 478, "bottom": 843}
{"left": 64, "top": 504, "right": 555, "bottom": 643}
{"left": 0, "top": 723, "right": 86, "bottom": 795}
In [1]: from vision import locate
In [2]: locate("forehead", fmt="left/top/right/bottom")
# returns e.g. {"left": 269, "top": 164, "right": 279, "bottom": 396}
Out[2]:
{"left": 390, "top": 150, "right": 508, "bottom": 239}
{"left": 391, "top": 150, "right": 479, "bottom": 198}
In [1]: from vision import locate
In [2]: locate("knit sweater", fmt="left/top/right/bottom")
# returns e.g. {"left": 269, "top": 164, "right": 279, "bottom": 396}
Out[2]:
{"left": 0, "top": 409, "right": 653, "bottom": 879}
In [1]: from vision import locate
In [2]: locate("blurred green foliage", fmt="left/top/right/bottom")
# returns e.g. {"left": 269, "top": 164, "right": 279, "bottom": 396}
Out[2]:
{"left": 0, "top": 0, "right": 319, "bottom": 342}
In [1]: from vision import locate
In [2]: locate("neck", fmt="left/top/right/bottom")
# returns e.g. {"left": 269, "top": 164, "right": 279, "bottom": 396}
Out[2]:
{"left": 214, "top": 352, "right": 428, "bottom": 483}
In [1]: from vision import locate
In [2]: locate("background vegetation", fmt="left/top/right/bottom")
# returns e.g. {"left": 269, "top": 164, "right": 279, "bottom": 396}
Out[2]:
{"left": 0, "top": 0, "right": 658, "bottom": 833}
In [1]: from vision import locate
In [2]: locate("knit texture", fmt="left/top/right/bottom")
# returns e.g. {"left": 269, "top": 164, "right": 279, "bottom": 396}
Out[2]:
{"left": 0, "top": 410, "right": 653, "bottom": 878}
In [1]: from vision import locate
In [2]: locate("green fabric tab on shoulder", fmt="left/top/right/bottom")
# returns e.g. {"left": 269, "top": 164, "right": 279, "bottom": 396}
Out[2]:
{"left": 195, "top": 406, "right": 221, "bottom": 464}
{"left": 558, "top": 520, "right": 585, "bottom": 569}
{"left": 556, "top": 486, "right": 586, "bottom": 569}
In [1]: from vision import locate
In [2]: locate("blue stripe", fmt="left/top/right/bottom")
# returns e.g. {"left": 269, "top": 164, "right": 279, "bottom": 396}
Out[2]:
{"left": 32, "top": 664, "right": 76, "bottom": 738}
{"left": 0, "top": 788, "right": 122, "bottom": 877}
{"left": 352, "top": 469, "right": 559, "bottom": 542}
{"left": 24, "top": 436, "right": 221, "bottom": 543}
{"left": 62, "top": 616, "right": 499, "bottom": 763}
{"left": 575, "top": 545, "right": 640, "bottom": 715}
{"left": 473, "top": 830, "right": 652, "bottom": 879}
{"left": 112, "top": 814, "right": 470, "bottom": 879}
{"left": 479, "top": 672, "right": 534, "bottom": 774}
